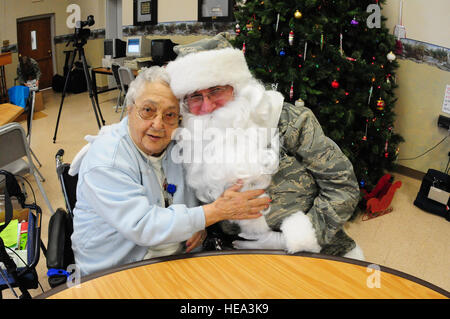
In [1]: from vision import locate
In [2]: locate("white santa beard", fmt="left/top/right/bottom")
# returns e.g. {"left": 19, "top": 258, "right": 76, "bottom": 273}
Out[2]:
{"left": 174, "top": 83, "right": 283, "bottom": 234}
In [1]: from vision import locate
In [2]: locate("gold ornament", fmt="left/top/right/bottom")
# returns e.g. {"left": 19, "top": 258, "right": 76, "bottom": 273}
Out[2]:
{"left": 376, "top": 98, "right": 385, "bottom": 110}
{"left": 294, "top": 10, "right": 302, "bottom": 19}
{"left": 295, "top": 98, "right": 305, "bottom": 107}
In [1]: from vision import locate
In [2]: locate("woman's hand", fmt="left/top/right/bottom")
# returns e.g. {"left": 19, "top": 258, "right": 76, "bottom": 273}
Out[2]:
{"left": 203, "top": 180, "right": 271, "bottom": 227}
{"left": 185, "top": 229, "right": 207, "bottom": 253}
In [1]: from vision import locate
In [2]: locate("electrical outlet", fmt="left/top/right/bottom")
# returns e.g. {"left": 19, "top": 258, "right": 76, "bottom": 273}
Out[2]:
{"left": 437, "top": 115, "right": 450, "bottom": 130}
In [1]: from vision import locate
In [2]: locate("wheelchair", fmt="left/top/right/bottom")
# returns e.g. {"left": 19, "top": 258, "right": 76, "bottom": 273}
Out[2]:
{"left": 45, "top": 149, "right": 77, "bottom": 288}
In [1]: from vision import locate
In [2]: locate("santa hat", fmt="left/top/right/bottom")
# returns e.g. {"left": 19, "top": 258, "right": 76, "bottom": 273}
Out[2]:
{"left": 166, "top": 33, "right": 253, "bottom": 99}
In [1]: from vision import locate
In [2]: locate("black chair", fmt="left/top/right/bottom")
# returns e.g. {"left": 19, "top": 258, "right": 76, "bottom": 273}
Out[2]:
{"left": 46, "top": 149, "right": 76, "bottom": 288}
{"left": 118, "top": 66, "right": 135, "bottom": 121}
{"left": 111, "top": 63, "right": 124, "bottom": 114}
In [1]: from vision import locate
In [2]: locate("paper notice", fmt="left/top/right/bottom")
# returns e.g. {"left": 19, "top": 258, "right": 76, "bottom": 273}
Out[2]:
{"left": 443, "top": 85, "right": 450, "bottom": 114}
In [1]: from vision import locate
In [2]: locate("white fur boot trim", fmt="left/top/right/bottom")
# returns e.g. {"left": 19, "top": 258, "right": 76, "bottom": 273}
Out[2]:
{"left": 280, "top": 211, "right": 321, "bottom": 254}
{"left": 343, "top": 244, "right": 365, "bottom": 261}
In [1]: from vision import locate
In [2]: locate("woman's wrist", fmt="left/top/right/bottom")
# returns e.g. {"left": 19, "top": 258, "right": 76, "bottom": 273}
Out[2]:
{"left": 203, "top": 203, "right": 221, "bottom": 227}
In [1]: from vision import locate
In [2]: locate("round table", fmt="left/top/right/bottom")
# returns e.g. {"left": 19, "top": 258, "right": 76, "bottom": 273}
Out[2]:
{"left": 38, "top": 251, "right": 449, "bottom": 299}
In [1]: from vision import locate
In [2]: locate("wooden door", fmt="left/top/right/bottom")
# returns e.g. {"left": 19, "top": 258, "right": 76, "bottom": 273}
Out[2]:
{"left": 17, "top": 17, "right": 53, "bottom": 89}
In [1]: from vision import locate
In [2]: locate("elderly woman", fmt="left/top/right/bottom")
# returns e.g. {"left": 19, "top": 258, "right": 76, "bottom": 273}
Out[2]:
{"left": 71, "top": 66, "right": 270, "bottom": 276}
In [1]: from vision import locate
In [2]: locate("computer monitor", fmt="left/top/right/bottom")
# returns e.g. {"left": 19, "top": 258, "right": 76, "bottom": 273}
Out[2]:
{"left": 151, "top": 39, "right": 177, "bottom": 65}
{"left": 104, "top": 38, "right": 126, "bottom": 58}
{"left": 126, "top": 36, "right": 151, "bottom": 57}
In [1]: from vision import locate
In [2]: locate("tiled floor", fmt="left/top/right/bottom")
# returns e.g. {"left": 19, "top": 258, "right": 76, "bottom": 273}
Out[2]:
{"left": 2, "top": 88, "right": 449, "bottom": 298}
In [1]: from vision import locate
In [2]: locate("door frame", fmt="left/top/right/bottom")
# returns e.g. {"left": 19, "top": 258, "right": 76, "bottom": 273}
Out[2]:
{"left": 16, "top": 13, "right": 57, "bottom": 77}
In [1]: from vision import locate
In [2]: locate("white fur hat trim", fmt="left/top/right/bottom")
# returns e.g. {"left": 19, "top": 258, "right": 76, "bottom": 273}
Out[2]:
{"left": 166, "top": 47, "right": 253, "bottom": 99}
{"left": 280, "top": 211, "right": 321, "bottom": 254}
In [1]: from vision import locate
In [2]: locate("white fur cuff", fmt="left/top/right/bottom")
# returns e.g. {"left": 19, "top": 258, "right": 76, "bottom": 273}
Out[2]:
{"left": 280, "top": 211, "right": 321, "bottom": 254}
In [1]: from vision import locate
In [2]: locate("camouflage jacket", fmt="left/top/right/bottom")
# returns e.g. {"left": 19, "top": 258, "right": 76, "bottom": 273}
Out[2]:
{"left": 17, "top": 57, "right": 41, "bottom": 85}
{"left": 222, "top": 103, "right": 360, "bottom": 256}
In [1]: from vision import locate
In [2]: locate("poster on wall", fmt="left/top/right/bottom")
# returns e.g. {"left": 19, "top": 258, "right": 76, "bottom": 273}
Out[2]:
{"left": 442, "top": 85, "right": 450, "bottom": 115}
{"left": 198, "top": 0, "right": 234, "bottom": 22}
{"left": 133, "top": 0, "right": 157, "bottom": 26}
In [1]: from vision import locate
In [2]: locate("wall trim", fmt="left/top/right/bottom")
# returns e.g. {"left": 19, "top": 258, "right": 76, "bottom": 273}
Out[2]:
{"left": 392, "top": 164, "right": 426, "bottom": 181}
{"left": 53, "top": 21, "right": 235, "bottom": 44}
{"left": 398, "top": 38, "right": 450, "bottom": 73}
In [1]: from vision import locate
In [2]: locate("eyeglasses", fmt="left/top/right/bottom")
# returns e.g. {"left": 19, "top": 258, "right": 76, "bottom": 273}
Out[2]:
{"left": 183, "top": 86, "right": 233, "bottom": 111}
{"left": 135, "top": 105, "right": 181, "bottom": 125}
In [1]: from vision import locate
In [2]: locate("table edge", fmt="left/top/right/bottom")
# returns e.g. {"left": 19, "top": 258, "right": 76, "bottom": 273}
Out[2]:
{"left": 36, "top": 250, "right": 450, "bottom": 299}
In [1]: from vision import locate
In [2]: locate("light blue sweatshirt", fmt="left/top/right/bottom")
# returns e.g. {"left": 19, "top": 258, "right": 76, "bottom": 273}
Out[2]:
{"left": 71, "top": 117, "right": 205, "bottom": 276}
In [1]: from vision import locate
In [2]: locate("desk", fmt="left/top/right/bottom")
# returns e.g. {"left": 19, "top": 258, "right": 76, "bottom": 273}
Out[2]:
{"left": 91, "top": 67, "right": 139, "bottom": 109}
{"left": 38, "top": 251, "right": 449, "bottom": 299}
{"left": 0, "top": 103, "right": 24, "bottom": 126}
{"left": 0, "top": 52, "right": 12, "bottom": 103}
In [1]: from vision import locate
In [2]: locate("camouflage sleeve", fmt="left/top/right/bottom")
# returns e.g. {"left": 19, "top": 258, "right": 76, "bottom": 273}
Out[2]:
{"left": 282, "top": 104, "right": 360, "bottom": 246}
{"left": 31, "top": 58, "right": 41, "bottom": 81}
{"left": 16, "top": 65, "right": 25, "bottom": 85}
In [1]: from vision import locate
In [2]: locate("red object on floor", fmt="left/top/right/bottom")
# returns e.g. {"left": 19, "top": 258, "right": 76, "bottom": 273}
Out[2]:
{"left": 363, "top": 180, "right": 402, "bottom": 221}
{"left": 361, "top": 173, "right": 392, "bottom": 202}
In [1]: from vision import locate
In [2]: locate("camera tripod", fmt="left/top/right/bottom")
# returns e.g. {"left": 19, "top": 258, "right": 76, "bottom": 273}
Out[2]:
{"left": 53, "top": 22, "right": 105, "bottom": 143}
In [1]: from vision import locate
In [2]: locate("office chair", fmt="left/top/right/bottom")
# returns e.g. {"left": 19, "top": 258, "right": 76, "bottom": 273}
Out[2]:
{"left": 111, "top": 63, "right": 124, "bottom": 113}
{"left": 0, "top": 123, "right": 54, "bottom": 215}
{"left": 9, "top": 80, "right": 44, "bottom": 177}
{"left": 118, "top": 67, "right": 135, "bottom": 121}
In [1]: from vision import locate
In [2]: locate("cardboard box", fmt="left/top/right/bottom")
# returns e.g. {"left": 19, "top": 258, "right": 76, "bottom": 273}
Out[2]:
{"left": 34, "top": 91, "right": 44, "bottom": 112}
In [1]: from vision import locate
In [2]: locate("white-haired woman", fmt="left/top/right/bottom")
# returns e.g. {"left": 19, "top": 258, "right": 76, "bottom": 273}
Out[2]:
{"left": 71, "top": 66, "right": 270, "bottom": 276}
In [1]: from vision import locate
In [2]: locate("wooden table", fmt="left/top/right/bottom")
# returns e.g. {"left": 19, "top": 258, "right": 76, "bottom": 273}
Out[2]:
{"left": 38, "top": 251, "right": 449, "bottom": 299}
{"left": 91, "top": 67, "right": 139, "bottom": 109}
{"left": 0, "top": 103, "right": 24, "bottom": 126}
{"left": 0, "top": 52, "right": 12, "bottom": 103}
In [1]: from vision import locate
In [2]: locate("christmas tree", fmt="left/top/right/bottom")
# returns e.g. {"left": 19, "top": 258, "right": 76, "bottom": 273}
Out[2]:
{"left": 232, "top": 0, "right": 404, "bottom": 196}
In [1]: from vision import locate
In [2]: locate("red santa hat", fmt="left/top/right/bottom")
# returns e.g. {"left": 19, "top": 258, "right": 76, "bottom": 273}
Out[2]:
{"left": 166, "top": 34, "right": 253, "bottom": 99}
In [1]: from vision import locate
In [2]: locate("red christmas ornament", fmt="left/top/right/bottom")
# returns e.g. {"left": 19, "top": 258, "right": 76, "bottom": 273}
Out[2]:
{"left": 289, "top": 82, "right": 294, "bottom": 100}
{"left": 242, "top": 42, "right": 246, "bottom": 54}
{"left": 376, "top": 98, "right": 385, "bottom": 110}
{"left": 331, "top": 80, "right": 339, "bottom": 89}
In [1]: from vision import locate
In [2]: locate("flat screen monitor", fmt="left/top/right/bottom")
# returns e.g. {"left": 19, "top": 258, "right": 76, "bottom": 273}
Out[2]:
{"left": 126, "top": 36, "right": 150, "bottom": 57}
{"left": 151, "top": 39, "right": 177, "bottom": 65}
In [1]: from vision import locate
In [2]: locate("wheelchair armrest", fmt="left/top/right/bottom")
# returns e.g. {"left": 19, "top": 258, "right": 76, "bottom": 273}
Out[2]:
{"left": 46, "top": 208, "right": 75, "bottom": 270}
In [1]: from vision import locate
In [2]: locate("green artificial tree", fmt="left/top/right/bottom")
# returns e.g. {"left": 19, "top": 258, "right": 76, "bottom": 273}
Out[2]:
{"left": 232, "top": 0, "right": 404, "bottom": 199}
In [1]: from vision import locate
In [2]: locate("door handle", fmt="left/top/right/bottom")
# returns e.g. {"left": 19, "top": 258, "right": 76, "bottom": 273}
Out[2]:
{"left": 48, "top": 49, "right": 52, "bottom": 57}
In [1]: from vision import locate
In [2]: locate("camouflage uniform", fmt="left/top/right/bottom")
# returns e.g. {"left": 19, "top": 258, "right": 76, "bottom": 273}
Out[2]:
{"left": 17, "top": 57, "right": 41, "bottom": 85}
{"left": 221, "top": 102, "right": 360, "bottom": 256}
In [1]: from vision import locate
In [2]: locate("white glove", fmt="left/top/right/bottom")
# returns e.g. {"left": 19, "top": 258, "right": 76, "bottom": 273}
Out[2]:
{"left": 68, "top": 124, "right": 115, "bottom": 176}
{"left": 232, "top": 231, "right": 286, "bottom": 250}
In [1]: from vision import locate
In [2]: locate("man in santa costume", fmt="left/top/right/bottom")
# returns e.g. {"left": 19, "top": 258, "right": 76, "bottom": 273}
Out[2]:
{"left": 165, "top": 33, "right": 364, "bottom": 259}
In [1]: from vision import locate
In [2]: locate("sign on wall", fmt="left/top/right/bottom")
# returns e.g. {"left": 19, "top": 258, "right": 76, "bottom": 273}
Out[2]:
{"left": 133, "top": 0, "right": 158, "bottom": 26}
{"left": 198, "top": 0, "right": 234, "bottom": 22}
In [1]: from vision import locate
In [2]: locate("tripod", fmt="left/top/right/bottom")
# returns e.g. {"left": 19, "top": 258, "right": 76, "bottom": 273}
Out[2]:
{"left": 53, "top": 33, "right": 105, "bottom": 143}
